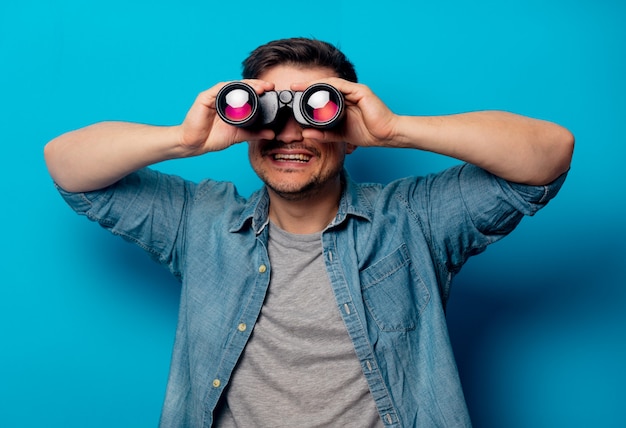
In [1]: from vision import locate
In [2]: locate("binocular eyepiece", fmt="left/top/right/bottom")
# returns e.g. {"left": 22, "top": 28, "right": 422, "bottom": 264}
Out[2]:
{"left": 216, "top": 82, "right": 345, "bottom": 130}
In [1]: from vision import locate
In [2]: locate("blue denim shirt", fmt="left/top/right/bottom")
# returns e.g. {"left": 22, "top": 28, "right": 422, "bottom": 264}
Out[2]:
{"left": 58, "top": 163, "right": 565, "bottom": 427}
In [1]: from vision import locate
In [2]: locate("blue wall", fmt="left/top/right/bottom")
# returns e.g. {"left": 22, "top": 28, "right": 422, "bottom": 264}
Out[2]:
{"left": 1, "top": 0, "right": 624, "bottom": 426}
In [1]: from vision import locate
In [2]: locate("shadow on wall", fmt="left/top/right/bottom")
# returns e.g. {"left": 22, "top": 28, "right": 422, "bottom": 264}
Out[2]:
{"left": 82, "top": 227, "right": 182, "bottom": 314}
{"left": 447, "top": 232, "right": 626, "bottom": 428}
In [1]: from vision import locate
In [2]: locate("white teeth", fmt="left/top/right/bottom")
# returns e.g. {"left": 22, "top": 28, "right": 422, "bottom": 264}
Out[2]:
{"left": 273, "top": 153, "right": 311, "bottom": 162}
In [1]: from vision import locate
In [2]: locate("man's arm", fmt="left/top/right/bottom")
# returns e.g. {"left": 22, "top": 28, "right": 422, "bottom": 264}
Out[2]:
{"left": 296, "top": 79, "right": 574, "bottom": 185}
{"left": 45, "top": 122, "right": 186, "bottom": 192}
{"left": 389, "top": 111, "right": 574, "bottom": 185}
{"left": 44, "top": 80, "right": 275, "bottom": 193}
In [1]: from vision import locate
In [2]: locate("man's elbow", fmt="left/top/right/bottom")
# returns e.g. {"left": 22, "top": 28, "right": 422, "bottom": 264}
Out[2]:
{"left": 551, "top": 126, "right": 575, "bottom": 180}
{"left": 44, "top": 138, "right": 79, "bottom": 193}
{"left": 43, "top": 140, "right": 62, "bottom": 183}
{"left": 522, "top": 126, "right": 574, "bottom": 186}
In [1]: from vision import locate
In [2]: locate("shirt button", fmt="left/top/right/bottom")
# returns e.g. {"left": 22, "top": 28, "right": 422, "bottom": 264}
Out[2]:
{"left": 212, "top": 379, "right": 221, "bottom": 388}
{"left": 258, "top": 264, "right": 267, "bottom": 273}
{"left": 237, "top": 323, "right": 247, "bottom": 332}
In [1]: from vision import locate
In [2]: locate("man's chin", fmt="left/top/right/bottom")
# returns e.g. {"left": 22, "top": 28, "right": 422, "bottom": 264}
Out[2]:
{"left": 265, "top": 180, "right": 319, "bottom": 202}
{"left": 255, "top": 166, "right": 344, "bottom": 202}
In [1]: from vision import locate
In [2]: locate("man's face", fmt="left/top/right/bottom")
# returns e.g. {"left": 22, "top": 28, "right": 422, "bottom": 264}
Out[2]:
{"left": 247, "top": 65, "right": 353, "bottom": 201}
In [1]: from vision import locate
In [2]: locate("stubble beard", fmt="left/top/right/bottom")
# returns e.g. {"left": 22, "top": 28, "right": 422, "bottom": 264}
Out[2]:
{"left": 252, "top": 141, "right": 345, "bottom": 202}
{"left": 259, "top": 166, "right": 343, "bottom": 202}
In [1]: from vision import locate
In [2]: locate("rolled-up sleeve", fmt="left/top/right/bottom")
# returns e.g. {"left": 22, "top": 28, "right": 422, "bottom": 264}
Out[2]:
{"left": 458, "top": 163, "right": 567, "bottom": 235}
{"left": 416, "top": 163, "right": 567, "bottom": 276}
{"left": 56, "top": 168, "right": 194, "bottom": 278}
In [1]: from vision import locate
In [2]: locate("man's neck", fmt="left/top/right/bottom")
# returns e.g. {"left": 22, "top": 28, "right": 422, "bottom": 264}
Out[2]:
{"left": 267, "top": 178, "right": 342, "bottom": 234}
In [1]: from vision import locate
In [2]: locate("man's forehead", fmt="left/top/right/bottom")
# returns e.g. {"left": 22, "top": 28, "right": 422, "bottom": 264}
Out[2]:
{"left": 257, "top": 65, "right": 337, "bottom": 89}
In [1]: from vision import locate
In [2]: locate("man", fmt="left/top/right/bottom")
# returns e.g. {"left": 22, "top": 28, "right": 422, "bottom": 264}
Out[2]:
{"left": 44, "top": 38, "right": 574, "bottom": 427}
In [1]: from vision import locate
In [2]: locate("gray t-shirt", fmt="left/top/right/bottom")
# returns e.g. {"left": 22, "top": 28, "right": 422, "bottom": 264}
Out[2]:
{"left": 215, "top": 222, "right": 383, "bottom": 427}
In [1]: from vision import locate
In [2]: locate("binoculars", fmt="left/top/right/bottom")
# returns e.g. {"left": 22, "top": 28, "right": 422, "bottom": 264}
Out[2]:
{"left": 216, "top": 82, "right": 345, "bottom": 130}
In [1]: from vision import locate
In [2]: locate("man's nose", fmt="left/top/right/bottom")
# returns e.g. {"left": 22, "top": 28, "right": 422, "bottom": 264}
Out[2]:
{"left": 275, "top": 117, "right": 304, "bottom": 144}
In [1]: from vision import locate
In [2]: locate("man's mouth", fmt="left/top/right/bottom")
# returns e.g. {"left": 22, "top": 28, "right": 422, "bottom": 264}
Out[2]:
{"left": 273, "top": 153, "right": 311, "bottom": 163}
{"left": 261, "top": 141, "right": 318, "bottom": 164}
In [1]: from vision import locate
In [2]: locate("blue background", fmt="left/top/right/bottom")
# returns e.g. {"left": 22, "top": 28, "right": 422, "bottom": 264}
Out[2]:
{"left": 1, "top": 0, "right": 625, "bottom": 426}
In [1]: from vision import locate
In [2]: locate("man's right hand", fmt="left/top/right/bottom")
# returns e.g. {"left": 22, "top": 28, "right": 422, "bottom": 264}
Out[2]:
{"left": 178, "top": 80, "right": 276, "bottom": 156}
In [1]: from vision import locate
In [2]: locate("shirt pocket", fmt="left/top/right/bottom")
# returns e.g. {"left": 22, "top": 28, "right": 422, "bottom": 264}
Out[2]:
{"left": 360, "top": 244, "right": 430, "bottom": 332}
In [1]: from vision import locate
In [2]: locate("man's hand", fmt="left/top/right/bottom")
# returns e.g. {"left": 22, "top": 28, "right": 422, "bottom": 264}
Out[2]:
{"left": 291, "top": 78, "right": 400, "bottom": 149}
{"left": 179, "top": 80, "right": 276, "bottom": 155}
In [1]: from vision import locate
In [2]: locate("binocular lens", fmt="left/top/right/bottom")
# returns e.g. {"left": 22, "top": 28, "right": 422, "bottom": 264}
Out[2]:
{"left": 216, "top": 83, "right": 258, "bottom": 126}
{"left": 302, "top": 84, "right": 344, "bottom": 127}
{"left": 224, "top": 89, "right": 253, "bottom": 121}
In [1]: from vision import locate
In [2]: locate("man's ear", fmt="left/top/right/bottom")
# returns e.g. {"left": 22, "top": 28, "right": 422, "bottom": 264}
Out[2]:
{"left": 346, "top": 143, "right": 357, "bottom": 154}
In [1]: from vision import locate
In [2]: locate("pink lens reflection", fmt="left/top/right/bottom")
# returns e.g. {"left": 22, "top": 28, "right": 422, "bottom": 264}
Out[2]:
{"left": 312, "top": 101, "right": 338, "bottom": 122}
{"left": 224, "top": 88, "right": 253, "bottom": 122}
{"left": 307, "top": 89, "right": 339, "bottom": 123}
{"left": 225, "top": 104, "right": 252, "bottom": 121}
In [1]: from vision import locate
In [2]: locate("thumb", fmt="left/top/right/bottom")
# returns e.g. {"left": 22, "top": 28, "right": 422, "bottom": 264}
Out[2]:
{"left": 301, "top": 128, "right": 342, "bottom": 143}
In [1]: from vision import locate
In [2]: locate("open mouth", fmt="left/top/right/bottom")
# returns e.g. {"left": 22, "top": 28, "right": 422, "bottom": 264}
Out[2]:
{"left": 273, "top": 153, "right": 311, "bottom": 163}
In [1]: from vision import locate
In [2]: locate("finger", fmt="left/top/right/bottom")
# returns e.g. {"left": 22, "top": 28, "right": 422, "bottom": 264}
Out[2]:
{"left": 237, "top": 128, "right": 275, "bottom": 142}
{"left": 301, "top": 128, "right": 325, "bottom": 140}
{"left": 291, "top": 78, "right": 367, "bottom": 104}
{"left": 290, "top": 78, "right": 342, "bottom": 92}
{"left": 240, "top": 79, "right": 275, "bottom": 94}
{"left": 301, "top": 128, "right": 342, "bottom": 143}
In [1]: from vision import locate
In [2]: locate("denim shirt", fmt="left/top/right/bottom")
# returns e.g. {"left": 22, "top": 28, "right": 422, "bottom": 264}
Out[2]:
{"left": 58, "top": 163, "right": 565, "bottom": 427}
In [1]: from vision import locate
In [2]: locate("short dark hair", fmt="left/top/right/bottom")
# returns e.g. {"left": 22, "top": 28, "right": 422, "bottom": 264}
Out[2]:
{"left": 242, "top": 38, "right": 358, "bottom": 83}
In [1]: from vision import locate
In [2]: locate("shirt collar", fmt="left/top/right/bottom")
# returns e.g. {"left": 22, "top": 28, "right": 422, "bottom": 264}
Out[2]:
{"left": 229, "top": 169, "right": 374, "bottom": 235}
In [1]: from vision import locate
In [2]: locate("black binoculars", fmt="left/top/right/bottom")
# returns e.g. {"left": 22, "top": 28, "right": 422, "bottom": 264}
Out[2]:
{"left": 216, "top": 82, "right": 345, "bottom": 130}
